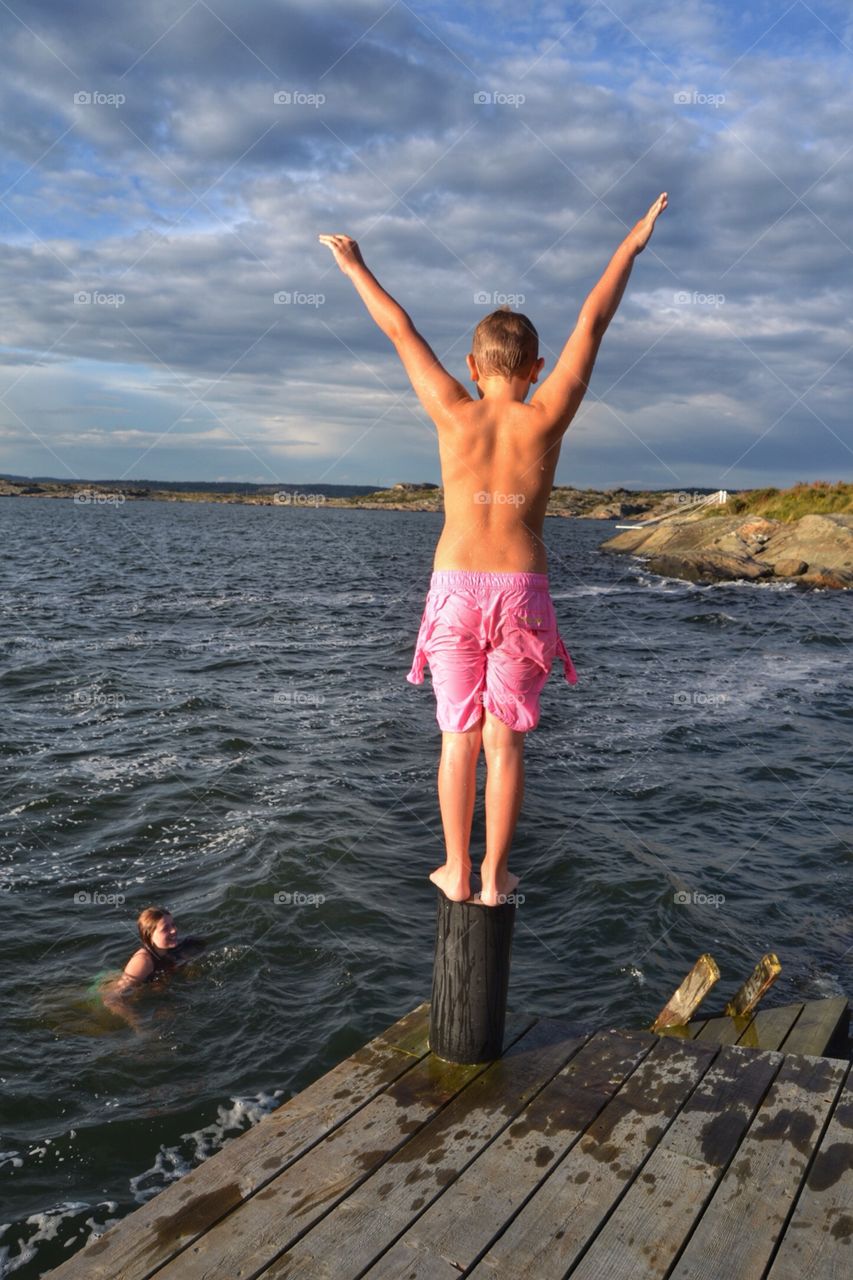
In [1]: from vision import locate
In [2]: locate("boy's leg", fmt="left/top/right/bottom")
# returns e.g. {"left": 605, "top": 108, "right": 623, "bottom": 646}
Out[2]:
{"left": 430, "top": 716, "right": 483, "bottom": 902}
{"left": 479, "top": 708, "right": 524, "bottom": 906}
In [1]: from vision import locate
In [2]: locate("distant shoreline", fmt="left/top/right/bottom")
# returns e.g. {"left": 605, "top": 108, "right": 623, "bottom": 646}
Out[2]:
{"left": 0, "top": 477, "right": 721, "bottom": 521}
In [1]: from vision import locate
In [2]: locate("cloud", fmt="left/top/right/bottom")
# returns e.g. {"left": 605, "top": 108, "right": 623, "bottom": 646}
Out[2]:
{"left": 0, "top": 0, "right": 851, "bottom": 486}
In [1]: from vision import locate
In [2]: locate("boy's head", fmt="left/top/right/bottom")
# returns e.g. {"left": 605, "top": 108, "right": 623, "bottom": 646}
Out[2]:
{"left": 467, "top": 308, "right": 544, "bottom": 397}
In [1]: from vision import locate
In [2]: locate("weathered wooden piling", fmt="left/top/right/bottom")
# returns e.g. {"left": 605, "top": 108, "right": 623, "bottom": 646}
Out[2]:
{"left": 429, "top": 890, "right": 516, "bottom": 1063}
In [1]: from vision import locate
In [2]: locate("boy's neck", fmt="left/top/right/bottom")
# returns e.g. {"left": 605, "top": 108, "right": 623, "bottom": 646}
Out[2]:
{"left": 477, "top": 376, "right": 532, "bottom": 403}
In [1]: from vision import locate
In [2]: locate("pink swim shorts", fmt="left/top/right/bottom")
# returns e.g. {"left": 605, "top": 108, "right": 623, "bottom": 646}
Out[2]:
{"left": 406, "top": 570, "right": 578, "bottom": 733}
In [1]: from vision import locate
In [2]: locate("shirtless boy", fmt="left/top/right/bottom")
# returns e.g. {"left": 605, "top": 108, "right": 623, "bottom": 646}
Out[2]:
{"left": 320, "top": 192, "right": 667, "bottom": 906}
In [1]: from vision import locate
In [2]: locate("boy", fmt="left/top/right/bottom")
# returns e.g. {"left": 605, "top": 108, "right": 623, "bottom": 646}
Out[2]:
{"left": 319, "top": 192, "right": 667, "bottom": 906}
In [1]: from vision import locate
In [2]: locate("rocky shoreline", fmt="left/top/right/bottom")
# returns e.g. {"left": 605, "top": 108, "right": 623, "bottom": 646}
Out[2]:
{"left": 602, "top": 512, "right": 853, "bottom": 589}
{"left": 0, "top": 476, "right": 676, "bottom": 519}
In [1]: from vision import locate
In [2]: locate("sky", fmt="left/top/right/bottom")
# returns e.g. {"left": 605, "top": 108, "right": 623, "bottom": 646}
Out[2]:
{"left": 0, "top": 0, "right": 851, "bottom": 490}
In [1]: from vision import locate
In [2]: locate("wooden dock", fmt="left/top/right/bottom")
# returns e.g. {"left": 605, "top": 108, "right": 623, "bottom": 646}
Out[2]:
{"left": 46, "top": 997, "right": 851, "bottom": 1280}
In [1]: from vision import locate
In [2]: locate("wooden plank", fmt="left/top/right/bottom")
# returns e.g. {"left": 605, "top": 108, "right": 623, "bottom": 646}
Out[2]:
{"left": 568, "top": 1043, "right": 782, "bottom": 1280}
{"left": 146, "top": 1013, "right": 537, "bottom": 1280}
{"left": 780, "top": 996, "right": 850, "bottom": 1058}
{"left": 343, "top": 1028, "right": 657, "bottom": 1280}
{"left": 650, "top": 954, "right": 720, "bottom": 1031}
{"left": 692, "top": 1011, "right": 756, "bottom": 1046}
{"left": 725, "top": 953, "right": 781, "bottom": 1016}
{"left": 44, "top": 1003, "right": 434, "bottom": 1280}
{"left": 469, "top": 1034, "right": 719, "bottom": 1280}
{"left": 766, "top": 1060, "right": 853, "bottom": 1279}
{"left": 264, "top": 1016, "right": 597, "bottom": 1278}
{"left": 667, "top": 1052, "right": 848, "bottom": 1280}
{"left": 736, "top": 1002, "right": 804, "bottom": 1051}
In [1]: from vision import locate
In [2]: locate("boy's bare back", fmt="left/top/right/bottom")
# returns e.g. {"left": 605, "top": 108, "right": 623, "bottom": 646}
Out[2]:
{"left": 432, "top": 395, "right": 564, "bottom": 573}
{"left": 319, "top": 193, "right": 667, "bottom": 575}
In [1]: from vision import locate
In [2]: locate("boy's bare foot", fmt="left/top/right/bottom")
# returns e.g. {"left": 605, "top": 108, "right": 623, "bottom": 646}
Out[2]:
{"left": 429, "top": 863, "right": 474, "bottom": 902}
{"left": 476, "top": 870, "right": 520, "bottom": 907}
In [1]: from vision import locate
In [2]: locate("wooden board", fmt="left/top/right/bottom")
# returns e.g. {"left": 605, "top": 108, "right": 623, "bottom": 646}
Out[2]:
{"left": 766, "top": 1060, "right": 853, "bottom": 1278}
{"left": 568, "top": 1043, "right": 782, "bottom": 1279}
{"left": 781, "top": 995, "right": 850, "bottom": 1058}
{"left": 45, "top": 1003, "right": 435, "bottom": 1279}
{"left": 41, "top": 997, "right": 853, "bottom": 1280}
{"left": 144, "top": 1013, "right": 536, "bottom": 1280}
{"left": 365, "top": 1028, "right": 656, "bottom": 1279}
{"left": 468, "top": 1035, "right": 719, "bottom": 1278}
{"left": 666, "top": 1052, "right": 848, "bottom": 1280}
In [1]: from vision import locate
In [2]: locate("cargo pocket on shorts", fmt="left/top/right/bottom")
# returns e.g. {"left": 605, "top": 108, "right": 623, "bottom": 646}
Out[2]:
{"left": 500, "top": 610, "right": 556, "bottom": 675}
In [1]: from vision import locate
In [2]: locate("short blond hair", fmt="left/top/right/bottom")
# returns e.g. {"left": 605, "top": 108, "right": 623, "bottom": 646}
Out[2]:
{"left": 471, "top": 308, "right": 538, "bottom": 378}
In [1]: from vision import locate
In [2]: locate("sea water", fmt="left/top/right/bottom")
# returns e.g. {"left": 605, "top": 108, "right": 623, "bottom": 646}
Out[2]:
{"left": 0, "top": 498, "right": 850, "bottom": 1277}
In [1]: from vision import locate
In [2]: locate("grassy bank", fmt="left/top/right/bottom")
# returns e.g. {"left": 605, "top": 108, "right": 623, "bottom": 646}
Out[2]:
{"left": 702, "top": 480, "right": 853, "bottom": 521}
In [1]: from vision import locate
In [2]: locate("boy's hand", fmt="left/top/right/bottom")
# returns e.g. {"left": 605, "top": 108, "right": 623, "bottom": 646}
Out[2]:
{"left": 628, "top": 192, "right": 668, "bottom": 254}
{"left": 318, "top": 233, "right": 366, "bottom": 275}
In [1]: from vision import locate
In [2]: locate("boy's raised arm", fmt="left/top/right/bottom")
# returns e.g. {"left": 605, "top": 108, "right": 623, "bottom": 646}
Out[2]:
{"left": 532, "top": 192, "right": 668, "bottom": 433}
{"left": 319, "top": 233, "right": 471, "bottom": 422}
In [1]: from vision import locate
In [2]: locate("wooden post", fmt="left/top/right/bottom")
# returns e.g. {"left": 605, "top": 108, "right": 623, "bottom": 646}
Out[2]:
{"left": 429, "top": 890, "right": 516, "bottom": 1063}
{"left": 650, "top": 953, "right": 720, "bottom": 1032}
{"left": 724, "top": 952, "right": 781, "bottom": 1016}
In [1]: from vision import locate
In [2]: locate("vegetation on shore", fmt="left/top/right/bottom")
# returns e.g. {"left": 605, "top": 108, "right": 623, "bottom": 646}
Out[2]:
{"left": 702, "top": 480, "right": 853, "bottom": 522}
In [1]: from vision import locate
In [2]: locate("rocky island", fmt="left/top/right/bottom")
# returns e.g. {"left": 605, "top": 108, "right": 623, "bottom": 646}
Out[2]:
{"left": 601, "top": 482, "right": 853, "bottom": 589}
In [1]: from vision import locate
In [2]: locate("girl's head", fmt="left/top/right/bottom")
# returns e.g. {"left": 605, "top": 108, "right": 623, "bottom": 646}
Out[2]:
{"left": 137, "top": 906, "right": 178, "bottom": 950}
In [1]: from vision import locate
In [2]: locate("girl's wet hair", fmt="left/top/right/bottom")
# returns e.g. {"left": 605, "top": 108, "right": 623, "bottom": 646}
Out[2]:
{"left": 472, "top": 308, "right": 539, "bottom": 378}
{"left": 137, "top": 906, "right": 170, "bottom": 948}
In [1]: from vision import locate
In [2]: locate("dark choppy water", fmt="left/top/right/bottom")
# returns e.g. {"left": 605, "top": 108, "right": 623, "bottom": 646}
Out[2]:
{"left": 1, "top": 498, "right": 850, "bottom": 1276}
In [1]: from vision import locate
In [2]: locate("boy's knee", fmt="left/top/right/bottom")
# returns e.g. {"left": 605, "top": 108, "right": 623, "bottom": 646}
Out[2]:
{"left": 482, "top": 708, "right": 526, "bottom": 750}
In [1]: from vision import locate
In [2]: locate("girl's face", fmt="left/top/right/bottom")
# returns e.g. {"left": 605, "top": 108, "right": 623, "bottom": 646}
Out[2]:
{"left": 151, "top": 914, "right": 178, "bottom": 948}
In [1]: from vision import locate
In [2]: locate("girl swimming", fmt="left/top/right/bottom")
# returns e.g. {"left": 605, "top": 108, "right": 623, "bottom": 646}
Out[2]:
{"left": 109, "top": 906, "right": 207, "bottom": 995}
